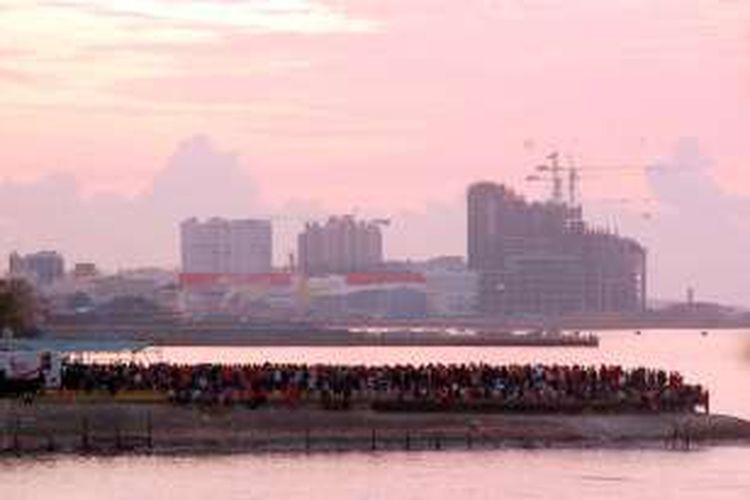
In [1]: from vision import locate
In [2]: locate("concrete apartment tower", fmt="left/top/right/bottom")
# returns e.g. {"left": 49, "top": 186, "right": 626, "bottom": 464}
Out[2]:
{"left": 297, "top": 215, "right": 383, "bottom": 276}
{"left": 180, "top": 217, "right": 272, "bottom": 274}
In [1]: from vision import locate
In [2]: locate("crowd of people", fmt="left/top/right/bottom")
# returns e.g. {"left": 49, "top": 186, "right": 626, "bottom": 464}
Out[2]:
{"left": 59, "top": 361, "right": 710, "bottom": 414}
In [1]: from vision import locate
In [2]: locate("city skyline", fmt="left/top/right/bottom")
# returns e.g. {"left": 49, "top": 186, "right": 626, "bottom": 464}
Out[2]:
{"left": 2, "top": 1, "right": 750, "bottom": 305}
{"left": 2, "top": 135, "right": 749, "bottom": 306}
{"left": 3, "top": 3, "right": 750, "bottom": 497}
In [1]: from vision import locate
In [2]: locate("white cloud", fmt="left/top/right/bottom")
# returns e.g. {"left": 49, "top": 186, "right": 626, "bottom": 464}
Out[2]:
{"left": 30, "top": 0, "right": 377, "bottom": 35}
{"left": 0, "top": 136, "right": 260, "bottom": 270}
{"left": 0, "top": 0, "right": 377, "bottom": 112}
{"left": 588, "top": 138, "right": 750, "bottom": 305}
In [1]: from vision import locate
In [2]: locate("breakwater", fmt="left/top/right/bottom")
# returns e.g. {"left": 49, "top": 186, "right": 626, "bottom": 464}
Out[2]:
{"left": 44, "top": 326, "right": 599, "bottom": 347}
{"left": 2, "top": 402, "right": 750, "bottom": 456}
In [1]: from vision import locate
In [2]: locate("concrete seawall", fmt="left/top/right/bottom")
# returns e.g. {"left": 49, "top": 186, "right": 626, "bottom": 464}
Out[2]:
{"left": 2, "top": 401, "right": 750, "bottom": 455}
{"left": 44, "top": 327, "right": 600, "bottom": 347}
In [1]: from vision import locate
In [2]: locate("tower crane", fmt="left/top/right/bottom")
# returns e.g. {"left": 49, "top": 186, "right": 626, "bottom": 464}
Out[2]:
{"left": 526, "top": 152, "right": 567, "bottom": 205}
{"left": 526, "top": 152, "right": 660, "bottom": 220}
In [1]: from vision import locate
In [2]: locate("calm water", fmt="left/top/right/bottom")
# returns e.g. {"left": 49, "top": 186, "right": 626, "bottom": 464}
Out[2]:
{"left": 3, "top": 329, "right": 750, "bottom": 499}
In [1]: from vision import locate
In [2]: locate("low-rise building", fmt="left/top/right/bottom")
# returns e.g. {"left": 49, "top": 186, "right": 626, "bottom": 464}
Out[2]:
{"left": 178, "top": 272, "right": 296, "bottom": 317}
{"left": 304, "top": 272, "right": 427, "bottom": 319}
{"left": 424, "top": 268, "right": 479, "bottom": 317}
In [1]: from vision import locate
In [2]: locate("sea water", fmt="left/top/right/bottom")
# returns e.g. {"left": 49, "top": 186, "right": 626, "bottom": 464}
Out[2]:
{"left": 3, "top": 330, "right": 750, "bottom": 499}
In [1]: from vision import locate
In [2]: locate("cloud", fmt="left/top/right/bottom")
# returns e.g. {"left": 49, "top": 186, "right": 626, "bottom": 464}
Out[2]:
{"left": 3, "top": 1, "right": 750, "bottom": 306}
{"left": 590, "top": 138, "right": 750, "bottom": 305}
{"left": 0, "top": 133, "right": 467, "bottom": 273}
{"left": 0, "top": 67, "right": 37, "bottom": 85}
{"left": 35, "top": 0, "right": 376, "bottom": 35}
{"left": 386, "top": 200, "right": 466, "bottom": 261}
{"left": 645, "top": 140, "right": 750, "bottom": 303}
{"left": 3, "top": 134, "right": 750, "bottom": 306}
{"left": 145, "top": 135, "right": 259, "bottom": 219}
{"left": 0, "top": 136, "right": 260, "bottom": 270}
{"left": 38, "top": 1, "right": 163, "bottom": 21}
{"left": 0, "top": 0, "right": 379, "bottom": 123}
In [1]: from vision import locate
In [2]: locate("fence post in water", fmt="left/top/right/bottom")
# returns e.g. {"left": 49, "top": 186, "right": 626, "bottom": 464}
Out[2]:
{"left": 114, "top": 422, "right": 122, "bottom": 451}
{"left": 46, "top": 434, "right": 56, "bottom": 453}
{"left": 146, "top": 411, "right": 153, "bottom": 451}
{"left": 434, "top": 433, "right": 441, "bottom": 451}
{"left": 667, "top": 424, "right": 679, "bottom": 450}
{"left": 12, "top": 415, "right": 20, "bottom": 454}
{"left": 467, "top": 430, "right": 473, "bottom": 450}
{"left": 81, "top": 416, "right": 90, "bottom": 452}
{"left": 371, "top": 428, "right": 377, "bottom": 451}
{"left": 405, "top": 430, "right": 411, "bottom": 451}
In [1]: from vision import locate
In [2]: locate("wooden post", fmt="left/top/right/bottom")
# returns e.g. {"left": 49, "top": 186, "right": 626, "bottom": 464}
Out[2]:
{"left": 405, "top": 430, "right": 411, "bottom": 451}
{"left": 371, "top": 428, "right": 377, "bottom": 451}
{"left": 434, "top": 434, "right": 441, "bottom": 451}
{"left": 81, "top": 416, "right": 90, "bottom": 452}
{"left": 12, "top": 415, "right": 20, "bottom": 454}
{"left": 46, "top": 434, "right": 56, "bottom": 453}
{"left": 115, "top": 422, "right": 122, "bottom": 451}
{"left": 467, "top": 430, "right": 473, "bottom": 449}
{"left": 305, "top": 427, "right": 311, "bottom": 452}
{"left": 146, "top": 411, "right": 153, "bottom": 451}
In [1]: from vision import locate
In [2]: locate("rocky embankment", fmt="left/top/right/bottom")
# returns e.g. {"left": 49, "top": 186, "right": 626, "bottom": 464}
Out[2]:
{"left": 2, "top": 400, "right": 750, "bottom": 455}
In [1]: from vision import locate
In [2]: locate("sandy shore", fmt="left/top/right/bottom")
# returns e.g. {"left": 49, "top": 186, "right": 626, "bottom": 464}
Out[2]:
{"left": 2, "top": 400, "right": 750, "bottom": 455}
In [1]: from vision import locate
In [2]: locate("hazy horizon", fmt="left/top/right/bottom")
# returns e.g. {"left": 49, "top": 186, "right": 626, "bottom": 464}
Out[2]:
{"left": 2, "top": 0, "right": 749, "bottom": 305}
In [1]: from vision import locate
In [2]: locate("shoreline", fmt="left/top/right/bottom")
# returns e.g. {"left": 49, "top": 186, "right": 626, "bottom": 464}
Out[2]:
{"left": 37, "top": 324, "right": 748, "bottom": 349}
{"left": 2, "top": 402, "right": 749, "bottom": 456}
{"left": 41, "top": 330, "right": 600, "bottom": 348}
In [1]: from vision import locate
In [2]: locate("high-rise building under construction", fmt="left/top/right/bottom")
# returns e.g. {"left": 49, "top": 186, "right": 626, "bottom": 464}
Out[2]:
{"left": 467, "top": 182, "right": 646, "bottom": 317}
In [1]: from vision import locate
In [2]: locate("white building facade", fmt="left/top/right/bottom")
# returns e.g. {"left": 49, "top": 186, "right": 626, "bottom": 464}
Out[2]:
{"left": 180, "top": 217, "right": 272, "bottom": 274}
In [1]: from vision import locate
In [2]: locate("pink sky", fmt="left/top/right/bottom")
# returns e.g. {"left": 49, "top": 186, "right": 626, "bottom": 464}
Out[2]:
{"left": 1, "top": 0, "right": 749, "bottom": 303}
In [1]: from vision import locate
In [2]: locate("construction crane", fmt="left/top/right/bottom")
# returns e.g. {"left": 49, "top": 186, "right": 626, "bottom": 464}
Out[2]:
{"left": 527, "top": 152, "right": 662, "bottom": 205}
{"left": 526, "top": 151, "right": 567, "bottom": 205}
{"left": 526, "top": 152, "right": 663, "bottom": 221}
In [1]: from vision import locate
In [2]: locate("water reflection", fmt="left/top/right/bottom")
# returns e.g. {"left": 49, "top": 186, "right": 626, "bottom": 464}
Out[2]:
{"left": 3, "top": 330, "right": 748, "bottom": 500}
{"left": 3, "top": 447, "right": 750, "bottom": 500}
